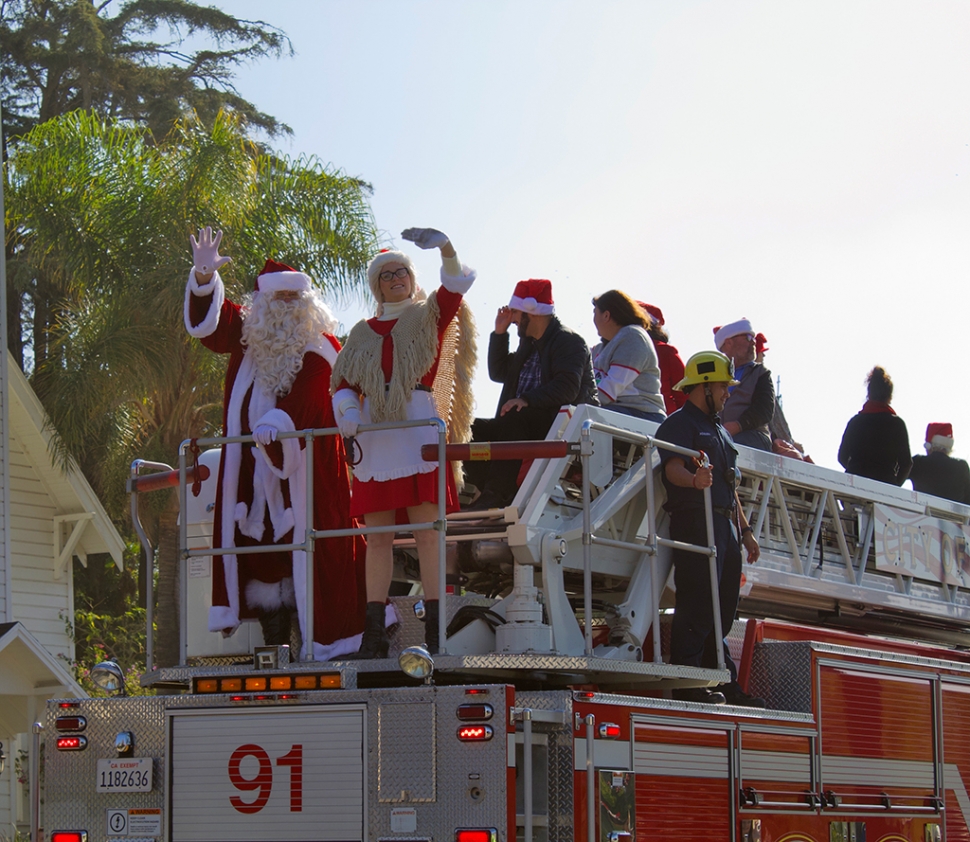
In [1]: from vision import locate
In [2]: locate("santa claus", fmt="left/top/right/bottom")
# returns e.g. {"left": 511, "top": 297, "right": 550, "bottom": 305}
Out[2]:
{"left": 184, "top": 226, "right": 365, "bottom": 660}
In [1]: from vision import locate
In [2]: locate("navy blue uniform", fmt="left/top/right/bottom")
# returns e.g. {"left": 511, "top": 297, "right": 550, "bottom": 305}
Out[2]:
{"left": 656, "top": 400, "right": 742, "bottom": 681}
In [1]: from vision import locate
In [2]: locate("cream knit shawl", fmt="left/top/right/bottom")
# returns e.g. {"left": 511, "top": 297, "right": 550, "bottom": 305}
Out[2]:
{"left": 332, "top": 292, "right": 477, "bottom": 450}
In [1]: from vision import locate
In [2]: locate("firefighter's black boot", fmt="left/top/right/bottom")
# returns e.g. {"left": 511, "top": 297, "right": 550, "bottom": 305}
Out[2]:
{"left": 424, "top": 599, "right": 440, "bottom": 655}
{"left": 258, "top": 607, "right": 292, "bottom": 647}
{"left": 350, "top": 601, "right": 389, "bottom": 659}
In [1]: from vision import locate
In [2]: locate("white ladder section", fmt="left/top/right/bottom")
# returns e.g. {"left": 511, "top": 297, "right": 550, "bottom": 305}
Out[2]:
{"left": 498, "top": 405, "right": 970, "bottom": 657}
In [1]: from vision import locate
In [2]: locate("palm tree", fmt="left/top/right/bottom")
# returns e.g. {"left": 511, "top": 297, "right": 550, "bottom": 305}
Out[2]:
{"left": 6, "top": 109, "right": 379, "bottom": 665}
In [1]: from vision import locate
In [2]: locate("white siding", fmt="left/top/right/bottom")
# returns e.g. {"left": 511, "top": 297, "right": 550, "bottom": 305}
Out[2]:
{"left": 8, "top": 433, "right": 73, "bottom": 663}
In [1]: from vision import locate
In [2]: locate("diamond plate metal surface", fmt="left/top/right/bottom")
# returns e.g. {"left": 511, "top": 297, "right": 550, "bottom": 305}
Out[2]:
{"left": 515, "top": 691, "right": 574, "bottom": 842}
{"left": 749, "top": 640, "right": 814, "bottom": 713}
{"left": 378, "top": 701, "right": 435, "bottom": 802}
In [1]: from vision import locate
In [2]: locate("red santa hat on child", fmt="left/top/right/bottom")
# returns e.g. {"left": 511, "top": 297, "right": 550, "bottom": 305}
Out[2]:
{"left": 925, "top": 422, "right": 954, "bottom": 454}
{"left": 254, "top": 259, "right": 312, "bottom": 296}
{"left": 713, "top": 318, "right": 754, "bottom": 351}
{"left": 509, "top": 279, "right": 555, "bottom": 315}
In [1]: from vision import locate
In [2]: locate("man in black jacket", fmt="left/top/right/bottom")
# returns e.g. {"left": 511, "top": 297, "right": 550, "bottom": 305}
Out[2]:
{"left": 465, "top": 279, "right": 598, "bottom": 510}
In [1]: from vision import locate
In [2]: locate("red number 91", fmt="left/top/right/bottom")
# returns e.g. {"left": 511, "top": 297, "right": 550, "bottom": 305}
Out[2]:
{"left": 227, "top": 744, "right": 303, "bottom": 814}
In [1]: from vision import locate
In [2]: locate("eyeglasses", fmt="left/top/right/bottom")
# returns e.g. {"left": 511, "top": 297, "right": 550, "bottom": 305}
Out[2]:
{"left": 378, "top": 267, "right": 411, "bottom": 282}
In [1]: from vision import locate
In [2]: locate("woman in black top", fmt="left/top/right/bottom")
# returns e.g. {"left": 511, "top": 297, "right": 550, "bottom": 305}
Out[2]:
{"left": 838, "top": 366, "right": 912, "bottom": 486}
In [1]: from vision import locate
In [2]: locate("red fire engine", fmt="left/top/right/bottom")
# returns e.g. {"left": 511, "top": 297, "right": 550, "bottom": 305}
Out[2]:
{"left": 39, "top": 405, "right": 970, "bottom": 841}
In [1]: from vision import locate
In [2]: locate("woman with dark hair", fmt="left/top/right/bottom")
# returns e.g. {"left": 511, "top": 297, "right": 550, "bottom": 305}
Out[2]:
{"left": 838, "top": 366, "right": 912, "bottom": 486}
{"left": 591, "top": 290, "right": 666, "bottom": 423}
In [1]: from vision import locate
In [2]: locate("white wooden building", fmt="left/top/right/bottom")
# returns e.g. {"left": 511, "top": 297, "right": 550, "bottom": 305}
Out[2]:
{"left": 0, "top": 350, "right": 125, "bottom": 837}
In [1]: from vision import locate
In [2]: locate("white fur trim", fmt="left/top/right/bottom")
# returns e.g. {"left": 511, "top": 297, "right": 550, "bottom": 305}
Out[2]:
{"left": 253, "top": 408, "right": 300, "bottom": 480}
{"left": 308, "top": 604, "right": 398, "bottom": 660}
{"left": 245, "top": 577, "right": 296, "bottom": 611}
{"left": 333, "top": 387, "right": 361, "bottom": 420}
{"left": 714, "top": 318, "right": 753, "bottom": 351}
{"left": 508, "top": 293, "right": 554, "bottom": 315}
{"left": 368, "top": 250, "right": 415, "bottom": 283}
{"left": 926, "top": 436, "right": 955, "bottom": 454}
{"left": 185, "top": 269, "right": 226, "bottom": 338}
{"left": 209, "top": 605, "right": 240, "bottom": 634}
{"left": 440, "top": 262, "right": 476, "bottom": 295}
{"left": 256, "top": 270, "right": 311, "bottom": 295}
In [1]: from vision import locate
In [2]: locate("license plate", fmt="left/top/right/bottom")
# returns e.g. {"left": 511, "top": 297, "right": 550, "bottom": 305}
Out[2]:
{"left": 96, "top": 757, "right": 153, "bottom": 792}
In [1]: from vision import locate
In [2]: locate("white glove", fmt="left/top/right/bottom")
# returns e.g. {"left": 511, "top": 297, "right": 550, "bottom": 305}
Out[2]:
{"left": 401, "top": 227, "right": 450, "bottom": 250}
{"left": 252, "top": 424, "right": 277, "bottom": 446}
{"left": 190, "top": 227, "right": 231, "bottom": 275}
{"left": 338, "top": 406, "right": 361, "bottom": 438}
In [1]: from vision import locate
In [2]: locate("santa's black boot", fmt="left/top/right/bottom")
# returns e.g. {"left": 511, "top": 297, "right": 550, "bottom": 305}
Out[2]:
{"left": 258, "top": 607, "right": 291, "bottom": 647}
{"left": 350, "top": 602, "right": 389, "bottom": 659}
{"left": 424, "top": 599, "right": 440, "bottom": 655}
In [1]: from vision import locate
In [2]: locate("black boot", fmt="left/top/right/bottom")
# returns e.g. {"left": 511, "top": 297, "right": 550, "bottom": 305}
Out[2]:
{"left": 349, "top": 601, "right": 389, "bottom": 659}
{"left": 258, "top": 607, "right": 292, "bottom": 646}
{"left": 424, "top": 599, "right": 440, "bottom": 655}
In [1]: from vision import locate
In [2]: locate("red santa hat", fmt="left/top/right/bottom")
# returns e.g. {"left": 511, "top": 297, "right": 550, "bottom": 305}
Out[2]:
{"left": 509, "top": 279, "right": 555, "bottom": 315}
{"left": 254, "top": 259, "right": 312, "bottom": 296}
{"left": 636, "top": 301, "right": 664, "bottom": 326}
{"left": 925, "top": 422, "right": 954, "bottom": 454}
{"left": 366, "top": 249, "right": 416, "bottom": 301}
{"left": 713, "top": 318, "right": 754, "bottom": 351}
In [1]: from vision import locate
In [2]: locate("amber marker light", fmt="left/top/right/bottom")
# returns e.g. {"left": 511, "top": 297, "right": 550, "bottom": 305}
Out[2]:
{"left": 319, "top": 673, "right": 341, "bottom": 689}
{"left": 244, "top": 677, "right": 267, "bottom": 691}
{"left": 220, "top": 678, "right": 242, "bottom": 692}
{"left": 195, "top": 679, "right": 218, "bottom": 693}
{"left": 270, "top": 676, "right": 292, "bottom": 691}
{"left": 294, "top": 675, "right": 317, "bottom": 690}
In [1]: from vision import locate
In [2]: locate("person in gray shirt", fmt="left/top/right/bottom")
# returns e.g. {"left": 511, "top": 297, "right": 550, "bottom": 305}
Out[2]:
{"left": 591, "top": 290, "right": 666, "bottom": 423}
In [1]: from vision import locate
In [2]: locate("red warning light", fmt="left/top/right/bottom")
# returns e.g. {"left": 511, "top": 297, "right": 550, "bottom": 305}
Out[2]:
{"left": 457, "top": 725, "right": 494, "bottom": 742}
{"left": 55, "top": 736, "right": 87, "bottom": 751}
{"left": 598, "top": 722, "right": 621, "bottom": 739}
{"left": 51, "top": 832, "right": 87, "bottom": 842}
{"left": 455, "top": 830, "right": 497, "bottom": 842}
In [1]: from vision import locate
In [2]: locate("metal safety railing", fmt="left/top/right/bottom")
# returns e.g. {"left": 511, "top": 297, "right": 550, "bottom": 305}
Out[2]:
{"left": 130, "top": 412, "right": 726, "bottom": 669}
{"left": 421, "top": 417, "right": 725, "bottom": 669}
{"left": 129, "top": 417, "right": 449, "bottom": 667}
{"left": 575, "top": 418, "right": 724, "bottom": 667}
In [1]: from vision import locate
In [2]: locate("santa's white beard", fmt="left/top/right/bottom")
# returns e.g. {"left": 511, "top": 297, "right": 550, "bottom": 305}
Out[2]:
{"left": 242, "top": 297, "right": 313, "bottom": 397}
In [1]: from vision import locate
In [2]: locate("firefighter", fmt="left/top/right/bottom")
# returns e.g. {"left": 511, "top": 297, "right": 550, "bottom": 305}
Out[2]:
{"left": 656, "top": 350, "right": 765, "bottom": 707}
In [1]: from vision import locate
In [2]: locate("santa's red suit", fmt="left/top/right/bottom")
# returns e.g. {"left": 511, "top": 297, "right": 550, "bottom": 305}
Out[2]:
{"left": 184, "top": 266, "right": 365, "bottom": 660}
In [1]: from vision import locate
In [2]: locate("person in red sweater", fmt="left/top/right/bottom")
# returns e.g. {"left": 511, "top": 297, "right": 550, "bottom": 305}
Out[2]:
{"left": 636, "top": 302, "right": 686, "bottom": 415}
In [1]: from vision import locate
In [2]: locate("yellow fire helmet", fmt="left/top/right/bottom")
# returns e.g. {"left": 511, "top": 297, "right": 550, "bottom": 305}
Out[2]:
{"left": 673, "top": 350, "right": 740, "bottom": 392}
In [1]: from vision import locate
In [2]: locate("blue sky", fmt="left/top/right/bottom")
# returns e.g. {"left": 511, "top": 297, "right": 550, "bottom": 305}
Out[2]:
{"left": 217, "top": 0, "right": 970, "bottom": 472}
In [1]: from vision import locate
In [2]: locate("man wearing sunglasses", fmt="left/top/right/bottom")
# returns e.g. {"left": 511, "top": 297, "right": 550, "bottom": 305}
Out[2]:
{"left": 713, "top": 318, "right": 774, "bottom": 452}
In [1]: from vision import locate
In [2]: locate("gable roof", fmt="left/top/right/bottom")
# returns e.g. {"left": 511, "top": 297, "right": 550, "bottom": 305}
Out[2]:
{"left": 0, "top": 622, "right": 87, "bottom": 734}
{"left": 7, "top": 351, "right": 125, "bottom": 568}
